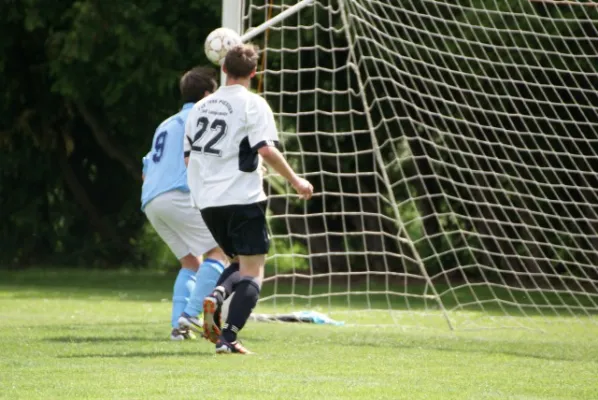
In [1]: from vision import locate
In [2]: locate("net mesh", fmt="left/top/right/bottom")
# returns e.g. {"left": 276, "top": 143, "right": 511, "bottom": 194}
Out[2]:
{"left": 241, "top": 0, "right": 598, "bottom": 329}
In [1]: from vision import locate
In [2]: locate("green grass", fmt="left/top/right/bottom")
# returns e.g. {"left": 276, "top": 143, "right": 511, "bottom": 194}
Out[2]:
{"left": 1, "top": 268, "right": 597, "bottom": 399}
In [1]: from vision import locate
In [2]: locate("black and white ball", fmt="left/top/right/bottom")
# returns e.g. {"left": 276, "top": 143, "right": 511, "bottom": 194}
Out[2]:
{"left": 204, "top": 27, "right": 243, "bottom": 66}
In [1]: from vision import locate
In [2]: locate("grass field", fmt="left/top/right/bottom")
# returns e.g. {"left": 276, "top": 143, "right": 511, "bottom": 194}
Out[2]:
{"left": 1, "top": 268, "right": 597, "bottom": 399}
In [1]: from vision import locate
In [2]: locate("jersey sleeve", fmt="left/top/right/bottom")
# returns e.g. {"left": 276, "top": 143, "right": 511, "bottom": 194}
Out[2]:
{"left": 142, "top": 153, "right": 150, "bottom": 176}
{"left": 247, "top": 96, "right": 280, "bottom": 151}
{"left": 183, "top": 111, "right": 194, "bottom": 158}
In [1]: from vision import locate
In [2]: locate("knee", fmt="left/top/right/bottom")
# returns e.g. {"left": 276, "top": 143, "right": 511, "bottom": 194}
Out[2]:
{"left": 239, "top": 255, "right": 265, "bottom": 279}
{"left": 180, "top": 254, "right": 201, "bottom": 271}
{"left": 205, "top": 247, "right": 229, "bottom": 265}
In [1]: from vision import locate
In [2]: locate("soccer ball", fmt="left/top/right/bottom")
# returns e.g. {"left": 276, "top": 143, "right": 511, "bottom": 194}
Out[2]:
{"left": 204, "top": 27, "right": 243, "bottom": 66}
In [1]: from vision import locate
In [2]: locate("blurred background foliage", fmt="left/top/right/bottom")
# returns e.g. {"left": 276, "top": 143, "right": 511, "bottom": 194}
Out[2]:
{"left": 1, "top": 0, "right": 597, "bottom": 287}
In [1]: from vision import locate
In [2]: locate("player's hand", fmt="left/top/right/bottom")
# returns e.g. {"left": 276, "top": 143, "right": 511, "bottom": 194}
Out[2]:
{"left": 292, "top": 177, "right": 314, "bottom": 200}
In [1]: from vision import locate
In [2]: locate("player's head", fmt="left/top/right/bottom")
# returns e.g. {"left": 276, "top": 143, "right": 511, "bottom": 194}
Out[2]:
{"left": 180, "top": 66, "right": 218, "bottom": 103}
{"left": 222, "top": 44, "right": 259, "bottom": 80}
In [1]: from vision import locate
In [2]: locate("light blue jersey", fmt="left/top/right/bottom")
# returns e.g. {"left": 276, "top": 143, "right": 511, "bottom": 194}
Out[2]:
{"left": 141, "top": 103, "right": 194, "bottom": 210}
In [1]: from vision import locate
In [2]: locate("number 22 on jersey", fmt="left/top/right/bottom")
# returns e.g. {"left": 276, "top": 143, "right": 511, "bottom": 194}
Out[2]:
{"left": 189, "top": 117, "right": 228, "bottom": 157}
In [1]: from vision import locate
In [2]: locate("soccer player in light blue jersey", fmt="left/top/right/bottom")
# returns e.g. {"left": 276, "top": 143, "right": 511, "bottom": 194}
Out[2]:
{"left": 141, "top": 67, "right": 228, "bottom": 341}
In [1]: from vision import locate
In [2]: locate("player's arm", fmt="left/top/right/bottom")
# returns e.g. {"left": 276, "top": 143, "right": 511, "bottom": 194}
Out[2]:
{"left": 249, "top": 98, "right": 313, "bottom": 199}
{"left": 258, "top": 146, "right": 312, "bottom": 199}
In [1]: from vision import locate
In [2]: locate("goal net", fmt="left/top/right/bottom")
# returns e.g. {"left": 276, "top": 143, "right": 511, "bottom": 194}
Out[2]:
{"left": 240, "top": 0, "right": 598, "bottom": 329}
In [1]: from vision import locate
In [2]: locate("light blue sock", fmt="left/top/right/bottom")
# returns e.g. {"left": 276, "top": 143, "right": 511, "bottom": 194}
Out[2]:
{"left": 172, "top": 268, "right": 197, "bottom": 328}
{"left": 183, "top": 258, "right": 225, "bottom": 317}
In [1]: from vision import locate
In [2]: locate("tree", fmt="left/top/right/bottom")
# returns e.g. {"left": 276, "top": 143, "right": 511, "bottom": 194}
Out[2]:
{"left": 0, "top": 0, "right": 221, "bottom": 266}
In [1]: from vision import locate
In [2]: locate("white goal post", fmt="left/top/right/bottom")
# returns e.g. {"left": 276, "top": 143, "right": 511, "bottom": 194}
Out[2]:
{"left": 223, "top": 0, "right": 598, "bottom": 330}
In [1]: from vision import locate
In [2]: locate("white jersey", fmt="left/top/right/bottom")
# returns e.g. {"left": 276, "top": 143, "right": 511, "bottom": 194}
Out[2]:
{"left": 185, "top": 84, "right": 279, "bottom": 209}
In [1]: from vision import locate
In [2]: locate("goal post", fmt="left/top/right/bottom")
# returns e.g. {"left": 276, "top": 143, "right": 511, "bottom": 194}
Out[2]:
{"left": 220, "top": 0, "right": 244, "bottom": 85}
{"left": 226, "top": 0, "right": 598, "bottom": 330}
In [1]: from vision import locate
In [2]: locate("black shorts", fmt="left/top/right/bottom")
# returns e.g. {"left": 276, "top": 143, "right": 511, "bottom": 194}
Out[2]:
{"left": 200, "top": 201, "right": 270, "bottom": 259}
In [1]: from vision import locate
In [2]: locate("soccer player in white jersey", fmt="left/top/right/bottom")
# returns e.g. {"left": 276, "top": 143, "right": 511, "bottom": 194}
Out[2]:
{"left": 185, "top": 44, "right": 314, "bottom": 354}
{"left": 141, "top": 67, "right": 228, "bottom": 341}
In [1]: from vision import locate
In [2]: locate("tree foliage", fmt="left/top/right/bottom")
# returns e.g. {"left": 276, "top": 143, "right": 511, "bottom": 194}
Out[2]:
{"left": 0, "top": 0, "right": 220, "bottom": 266}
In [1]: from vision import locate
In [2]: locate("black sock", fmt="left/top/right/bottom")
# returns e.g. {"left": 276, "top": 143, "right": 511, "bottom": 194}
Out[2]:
{"left": 212, "top": 262, "right": 240, "bottom": 303}
{"left": 222, "top": 277, "right": 260, "bottom": 343}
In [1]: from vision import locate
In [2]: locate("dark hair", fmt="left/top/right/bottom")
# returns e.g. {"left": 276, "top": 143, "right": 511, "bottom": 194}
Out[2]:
{"left": 179, "top": 66, "right": 218, "bottom": 103}
{"left": 223, "top": 44, "right": 259, "bottom": 79}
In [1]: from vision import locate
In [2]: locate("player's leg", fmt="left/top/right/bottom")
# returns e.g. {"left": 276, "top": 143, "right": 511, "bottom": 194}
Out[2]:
{"left": 170, "top": 254, "right": 200, "bottom": 340}
{"left": 199, "top": 259, "right": 241, "bottom": 342}
{"left": 198, "top": 205, "right": 246, "bottom": 343}
{"left": 212, "top": 201, "right": 269, "bottom": 354}
{"left": 209, "top": 257, "right": 264, "bottom": 319}
{"left": 209, "top": 258, "right": 241, "bottom": 305}
{"left": 144, "top": 193, "right": 199, "bottom": 340}
{"left": 166, "top": 191, "right": 228, "bottom": 335}
{"left": 178, "top": 246, "right": 228, "bottom": 334}
{"left": 215, "top": 254, "right": 265, "bottom": 354}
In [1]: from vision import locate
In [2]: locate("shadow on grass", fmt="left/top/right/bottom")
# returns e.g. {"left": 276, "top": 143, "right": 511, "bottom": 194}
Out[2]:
{"left": 54, "top": 333, "right": 597, "bottom": 362}
{"left": 58, "top": 350, "right": 214, "bottom": 359}
{"left": 46, "top": 334, "right": 268, "bottom": 344}
{"left": 47, "top": 336, "right": 155, "bottom": 343}
{"left": 33, "top": 322, "right": 157, "bottom": 330}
